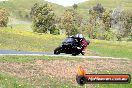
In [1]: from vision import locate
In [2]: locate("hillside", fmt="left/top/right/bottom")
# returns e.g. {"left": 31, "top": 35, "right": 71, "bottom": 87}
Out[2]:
{"left": 0, "top": 0, "right": 65, "bottom": 20}
{"left": 78, "top": 0, "right": 132, "bottom": 9}
{"left": 0, "top": 25, "right": 65, "bottom": 51}
{"left": 1, "top": 0, "right": 132, "bottom": 20}
{"left": 75, "top": 0, "right": 132, "bottom": 17}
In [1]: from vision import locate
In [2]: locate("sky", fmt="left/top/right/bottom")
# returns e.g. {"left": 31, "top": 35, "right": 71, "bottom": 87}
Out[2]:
{"left": 45, "top": 0, "right": 89, "bottom": 6}
{"left": 0, "top": 0, "right": 89, "bottom": 6}
{"left": 0, "top": 0, "right": 8, "bottom": 1}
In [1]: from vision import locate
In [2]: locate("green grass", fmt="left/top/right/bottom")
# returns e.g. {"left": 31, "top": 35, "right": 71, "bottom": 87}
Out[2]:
{"left": 0, "top": 56, "right": 80, "bottom": 88}
{"left": 27, "top": 75, "right": 79, "bottom": 88}
{"left": 1, "top": 25, "right": 132, "bottom": 59}
{"left": 0, "top": 25, "right": 65, "bottom": 52}
{"left": 0, "top": 56, "right": 36, "bottom": 63}
{"left": 8, "top": 24, "right": 32, "bottom": 31}
{"left": 96, "top": 83, "right": 132, "bottom": 88}
{"left": 0, "top": 56, "right": 131, "bottom": 88}
{"left": 0, "top": 72, "right": 80, "bottom": 88}
{"left": 0, "top": 55, "right": 92, "bottom": 63}
{"left": 0, "top": 56, "right": 88, "bottom": 88}
{"left": 0, "top": 72, "right": 78, "bottom": 88}
{"left": 0, "top": 73, "right": 31, "bottom": 88}
{"left": 0, "top": 56, "right": 60, "bottom": 63}
{"left": 88, "top": 39, "right": 132, "bottom": 59}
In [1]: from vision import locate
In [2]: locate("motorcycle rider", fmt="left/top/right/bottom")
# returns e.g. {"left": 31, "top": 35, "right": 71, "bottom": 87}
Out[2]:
{"left": 75, "top": 33, "right": 89, "bottom": 55}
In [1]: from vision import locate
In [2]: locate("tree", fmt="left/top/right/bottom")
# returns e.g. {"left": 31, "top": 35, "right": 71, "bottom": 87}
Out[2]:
{"left": 89, "top": 3, "right": 105, "bottom": 18}
{"left": 111, "top": 8, "right": 132, "bottom": 40}
{"left": 120, "top": 10, "right": 132, "bottom": 37}
{"left": 73, "top": 4, "right": 78, "bottom": 10}
{"left": 18, "top": 11, "right": 23, "bottom": 18}
{"left": 61, "top": 9, "right": 82, "bottom": 36}
{"left": 30, "top": 3, "right": 39, "bottom": 19}
{"left": 31, "top": 3, "right": 56, "bottom": 34}
{"left": 111, "top": 7, "right": 124, "bottom": 40}
{"left": 93, "top": 3, "right": 105, "bottom": 14}
{"left": 102, "top": 10, "right": 112, "bottom": 31}
{"left": 88, "top": 10, "right": 98, "bottom": 38}
{"left": 88, "top": 4, "right": 106, "bottom": 39}
{"left": 0, "top": 8, "right": 9, "bottom": 27}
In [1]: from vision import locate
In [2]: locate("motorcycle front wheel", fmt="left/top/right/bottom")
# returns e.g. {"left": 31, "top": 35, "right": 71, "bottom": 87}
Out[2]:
{"left": 54, "top": 46, "right": 62, "bottom": 55}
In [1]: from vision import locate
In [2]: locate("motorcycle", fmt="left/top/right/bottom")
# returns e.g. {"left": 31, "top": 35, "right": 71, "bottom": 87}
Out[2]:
{"left": 54, "top": 36, "right": 89, "bottom": 56}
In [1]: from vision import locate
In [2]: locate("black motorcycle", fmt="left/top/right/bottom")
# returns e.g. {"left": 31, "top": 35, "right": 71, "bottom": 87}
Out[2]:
{"left": 54, "top": 36, "right": 89, "bottom": 56}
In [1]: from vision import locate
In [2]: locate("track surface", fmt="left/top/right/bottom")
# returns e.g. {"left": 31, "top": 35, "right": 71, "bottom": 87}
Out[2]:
{"left": 0, "top": 50, "right": 128, "bottom": 59}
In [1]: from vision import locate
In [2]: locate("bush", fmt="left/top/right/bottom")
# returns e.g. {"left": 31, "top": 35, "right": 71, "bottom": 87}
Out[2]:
{"left": 61, "top": 9, "right": 82, "bottom": 36}
{"left": 116, "top": 33, "right": 122, "bottom": 41}
{"left": 127, "top": 35, "right": 132, "bottom": 41}
{"left": 31, "top": 3, "right": 56, "bottom": 34}
{"left": 50, "top": 27, "right": 60, "bottom": 35}
{"left": 103, "top": 31, "right": 115, "bottom": 40}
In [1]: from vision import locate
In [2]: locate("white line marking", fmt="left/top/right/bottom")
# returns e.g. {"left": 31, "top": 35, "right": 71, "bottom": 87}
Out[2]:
{"left": 0, "top": 54, "right": 129, "bottom": 59}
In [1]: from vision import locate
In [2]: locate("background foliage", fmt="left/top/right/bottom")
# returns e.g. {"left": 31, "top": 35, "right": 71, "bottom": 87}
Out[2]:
{"left": 0, "top": 8, "right": 9, "bottom": 27}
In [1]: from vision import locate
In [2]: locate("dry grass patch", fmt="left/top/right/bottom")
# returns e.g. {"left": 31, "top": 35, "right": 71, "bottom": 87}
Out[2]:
{"left": 0, "top": 58, "right": 131, "bottom": 86}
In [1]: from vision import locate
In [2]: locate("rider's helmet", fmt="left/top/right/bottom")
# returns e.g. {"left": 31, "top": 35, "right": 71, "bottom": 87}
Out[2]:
{"left": 75, "top": 33, "right": 84, "bottom": 38}
{"left": 69, "top": 35, "right": 74, "bottom": 38}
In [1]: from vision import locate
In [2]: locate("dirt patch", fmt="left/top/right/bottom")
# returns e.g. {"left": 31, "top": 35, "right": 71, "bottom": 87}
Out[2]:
{"left": 0, "top": 58, "right": 132, "bottom": 86}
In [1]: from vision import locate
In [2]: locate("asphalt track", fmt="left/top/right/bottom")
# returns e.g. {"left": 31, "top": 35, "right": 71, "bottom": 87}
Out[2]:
{"left": 0, "top": 50, "right": 128, "bottom": 59}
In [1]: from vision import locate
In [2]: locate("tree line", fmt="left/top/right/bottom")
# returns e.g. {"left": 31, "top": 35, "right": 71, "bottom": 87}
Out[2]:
{"left": 0, "top": 3, "right": 132, "bottom": 41}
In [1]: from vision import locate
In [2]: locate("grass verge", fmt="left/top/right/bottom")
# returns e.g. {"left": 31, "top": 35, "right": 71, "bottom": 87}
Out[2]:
{"left": 0, "top": 73, "right": 31, "bottom": 88}
{"left": 0, "top": 25, "right": 132, "bottom": 59}
{"left": 0, "top": 25, "right": 65, "bottom": 52}
{"left": 0, "top": 56, "right": 131, "bottom": 88}
{"left": 88, "top": 39, "right": 132, "bottom": 59}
